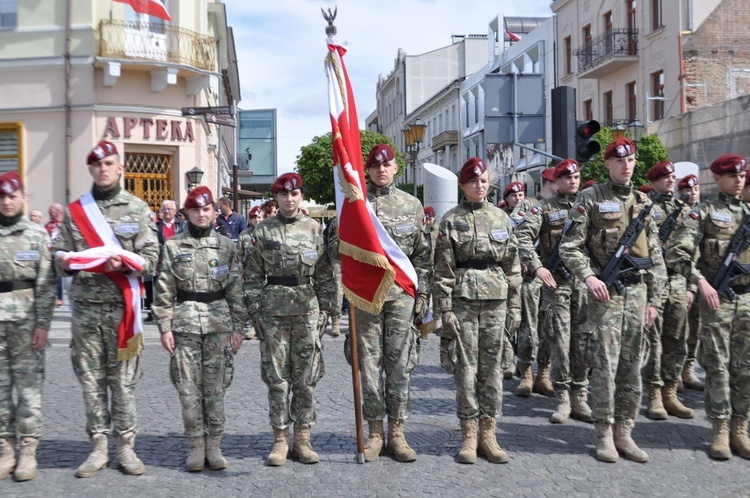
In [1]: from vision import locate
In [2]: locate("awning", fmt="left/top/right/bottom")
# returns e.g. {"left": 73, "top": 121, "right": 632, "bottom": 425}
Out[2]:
{"left": 222, "top": 187, "right": 265, "bottom": 199}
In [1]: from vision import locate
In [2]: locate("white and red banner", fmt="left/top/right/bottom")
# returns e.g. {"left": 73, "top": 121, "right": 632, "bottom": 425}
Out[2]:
{"left": 114, "top": 0, "right": 171, "bottom": 21}
{"left": 324, "top": 37, "right": 418, "bottom": 314}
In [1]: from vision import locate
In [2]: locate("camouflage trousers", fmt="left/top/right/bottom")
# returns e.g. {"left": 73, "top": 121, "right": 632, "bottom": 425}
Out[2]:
{"left": 71, "top": 301, "right": 142, "bottom": 436}
{"left": 698, "top": 292, "right": 750, "bottom": 419}
{"left": 170, "top": 332, "right": 234, "bottom": 438}
{"left": 516, "top": 276, "right": 550, "bottom": 364}
{"left": 331, "top": 261, "right": 343, "bottom": 317}
{"left": 642, "top": 273, "right": 689, "bottom": 386}
{"left": 258, "top": 312, "right": 324, "bottom": 429}
{"left": 542, "top": 278, "right": 590, "bottom": 392}
{"left": 587, "top": 281, "right": 647, "bottom": 423}
{"left": 687, "top": 294, "right": 701, "bottom": 361}
{"left": 0, "top": 320, "right": 44, "bottom": 438}
{"left": 451, "top": 299, "right": 507, "bottom": 420}
{"left": 354, "top": 294, "right": 419, "bottom": 421}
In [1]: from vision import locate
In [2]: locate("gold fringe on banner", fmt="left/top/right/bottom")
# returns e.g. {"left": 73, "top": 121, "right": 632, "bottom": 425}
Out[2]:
{"left": 339, "top": 239, "right": 395, "bottom": 315}
{"left": 118, "top": 332, "right": 144, "bottom": 362}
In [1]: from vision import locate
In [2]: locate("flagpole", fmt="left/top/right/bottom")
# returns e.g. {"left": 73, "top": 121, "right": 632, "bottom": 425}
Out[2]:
{"left": 348, "top": 306, "right": 365, "bottom": 464}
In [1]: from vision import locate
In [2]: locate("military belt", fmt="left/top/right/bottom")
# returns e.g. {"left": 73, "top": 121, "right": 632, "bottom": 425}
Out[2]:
{"left": 456, "top": 259, "right": 498, "bottom": 270}
{"left": 176, "top": 289, "right": 226, "bottom": 303}
{"left": 0, "top": 281, "right": 35, "bottom": 293}
{"left": 730, "top": 284, "right": 750, "bottom": 295}
{"left": 619, "top": 272, "right": 652, "bottom": 287}
{"left": 266, "top": 276, "right": 311, "bottom": 286}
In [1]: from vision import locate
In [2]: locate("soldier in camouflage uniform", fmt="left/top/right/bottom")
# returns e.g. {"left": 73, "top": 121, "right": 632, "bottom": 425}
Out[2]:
{"left": 641, "top": 161, "right": 696, "bottom": 420}
{"left": 665, "top": 154, "right": 750, "bottom": 461}
{"left": 560, "top": 138, "right": 666, "bottom": 463}
{"left": 243, "top": 173, "right": 335, "bottom": 466}
{"left": 349, "top": 144, "right": 431, "bottom": 463}
{"left": 55, "top": 141, "right": 159, "bottom": 477}
{"left": 323, "top": 216, "right": 343, "bottom": 337}
{"left": 153, "top": 186, "right": 244, "bottom": 472}
{"left": 0, "top": 172, "right": 55, "bottom": 482}
{"left": 433, "top": 158, "right": 521, "bottom": 464}
{"left": 510, "top": 169, "right": 557, "bottom": 397}
{"left": 238, "top": 205, "right": 262, "bottom": 340}
{"left": 515, "top": 160, "right": 594, "bottom": 424}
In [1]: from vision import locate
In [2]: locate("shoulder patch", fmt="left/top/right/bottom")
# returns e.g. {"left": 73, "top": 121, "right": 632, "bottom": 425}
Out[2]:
{"left": 530, "top": 205, "right": 539, "bottom": 215}
{"left": 689, "top": 210, "right": 700, "bottom": 220}
{"left": 577, "top": 204, "right": 586, "bottom": 214}
{"left": 516, "top": 210, "right": 525, "bottom": 218}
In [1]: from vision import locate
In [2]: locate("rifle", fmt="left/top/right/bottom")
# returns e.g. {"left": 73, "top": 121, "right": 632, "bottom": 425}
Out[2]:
{"left": 711, "top": 213, "right": 750, "bottom": 301}
{"left": 601, "top": 202, "right": 655, "bottom": 295}
{"left": 659, "top": 204, "right": 684, "bottom": 244}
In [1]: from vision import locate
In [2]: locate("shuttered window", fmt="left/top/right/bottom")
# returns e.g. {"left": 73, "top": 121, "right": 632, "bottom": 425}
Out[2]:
{"left": 0, "top": 123, "right": 21, "bottom": 173}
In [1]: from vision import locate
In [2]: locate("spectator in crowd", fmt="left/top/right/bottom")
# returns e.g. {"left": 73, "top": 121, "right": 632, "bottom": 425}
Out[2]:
{"left": 216, "top": 197, "right": 246, "bottom": 241}
{"left": 29, "top": 210, "right": 43, "bottom": 225}
{"left": 44, "top": 203, "right": 64, "bottom": 307}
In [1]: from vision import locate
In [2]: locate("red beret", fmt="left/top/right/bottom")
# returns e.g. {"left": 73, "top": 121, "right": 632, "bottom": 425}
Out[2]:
{"left": 553, "top": 159, "right": 580, "bottom": 179}
{"left": 424, "top": 206, "right": 435, "bottom": 217}
{"left": 87, "top": 140, "right": 118, "bottom": 165}
{"left": 0, "top": 171, "right": 22, "bottom": 194}
{"left": 582, "top": 179, "right": 597, "bottom": 190}
{"left": 184, "top": 186, "right": 213, "bottom": 209}
{"left": 637, "top": 185, "right": 653, "bottom": 194}
{"left": 710, "top": 154, "right": 747, "bottom": 175}
{"left": 541, "top": 167, "right": 557, "bottom": 182}
{"left": 271, "top": 172, "right": 303, "bottom": 194}
{"left": 603, "top": 138, "right": 636, "bottom": 160}
{"left": 645, "top": 160, "right": 676, "bottom": 182}
{"left": 503, "top": 182, "right": 525, "bottom": 198}
{"left": 678, "top": 174, "right": 699, "bottom": 190}
{"left": 248, "top": 206, "right": 262, "bottom": 217}
{"left": 365, "top": 144, "right": 395, "bottom": 168}
{"left": 459, "top": 157, "right": 487, "bottom": 184}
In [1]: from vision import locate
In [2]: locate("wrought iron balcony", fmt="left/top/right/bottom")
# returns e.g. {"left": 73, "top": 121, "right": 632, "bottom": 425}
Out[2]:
{"left": 98, "top": 20, "right": 216, "bottom": 72}
{"left": 575, "top": 28, "right": 638, "bottom": 76}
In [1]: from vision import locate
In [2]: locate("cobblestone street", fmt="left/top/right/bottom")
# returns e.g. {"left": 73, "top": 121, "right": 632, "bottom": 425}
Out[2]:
{"left": 1, "top": 310, "right": 748, "bottom": 497}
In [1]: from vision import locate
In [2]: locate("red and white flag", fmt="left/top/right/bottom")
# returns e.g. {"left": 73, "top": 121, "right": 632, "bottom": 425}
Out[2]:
{"left": 114, "top": 0, "right": 171, "bottom": 21}
{"left": 506, "top": 30, "right": 521, "bottom": 42}
{"left": 325, "top": 37, "right": 418, "bottom": 314}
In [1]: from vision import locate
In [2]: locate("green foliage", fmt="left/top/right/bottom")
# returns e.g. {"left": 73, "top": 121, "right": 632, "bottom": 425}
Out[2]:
{"left": 396, "top": 183, "right": 423, "bottom": 203}
{"left": 580, "top": 128, "right": 669, "bottom": 187}
{"left": 295, "top": 130, "right": 406, "bottom": 206}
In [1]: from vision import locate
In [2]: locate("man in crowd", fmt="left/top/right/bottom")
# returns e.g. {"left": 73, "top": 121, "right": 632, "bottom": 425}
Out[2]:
{"left": 216, "top": 196, "right": 246, "bottom": 241}
{"left": 45, "top": 203, "right": 65, "bottom": 307}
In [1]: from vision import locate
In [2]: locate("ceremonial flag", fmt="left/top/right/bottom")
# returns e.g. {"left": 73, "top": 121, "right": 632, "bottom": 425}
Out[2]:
{"left": 325, "top": 38, "right": 418, "bottom": 315}
{"left": 114, "top": 0, "right": 171, "bottom": 21}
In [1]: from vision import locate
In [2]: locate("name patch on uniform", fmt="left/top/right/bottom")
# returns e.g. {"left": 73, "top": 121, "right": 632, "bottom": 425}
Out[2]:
{"left": 653, "top": 211, "right": 663, "bottom": 220}
{"left": 490, "top": 229, "right": 510, "bottom": 241}
{"left": 174, "top": 253, "right": 193, "bottom": 261}
{"left": 548, "top": 210, "right": 568, "bottom": 222}
{"left": 115, "top": 222, "right": 140, "bottom": 234}
{"left": 711, "top": 211, "right": 732, "bottom": 223}
{"left": 211, "top": 265, "right": 229, "bottom": 277}
{"left": 453, "top": 222, "right": 470, "bottom": 232}
{"left": 303, "top": 250, "right": 318, "bottom": 261}
{"left": 563, "top": 219, "right": 573, "bottom": 233}
{"left": 15, "top": 250, "right": 39, "bottom": 261}
{"left": 395, "top": 223, "right": 416, "bottom": 235}
{"left": 598, "top": 202, "right": 621, "bottom": 213}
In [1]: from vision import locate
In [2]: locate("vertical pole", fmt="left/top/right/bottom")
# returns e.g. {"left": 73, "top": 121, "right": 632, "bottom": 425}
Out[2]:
{"left": 232, "top": 164, "right": 239, "bottom": 213}
{"left": 348, "top": 306, "right": 365, "bottom": 464}
{"left": 678, "top": 30, "right": 686, "bottom": 114}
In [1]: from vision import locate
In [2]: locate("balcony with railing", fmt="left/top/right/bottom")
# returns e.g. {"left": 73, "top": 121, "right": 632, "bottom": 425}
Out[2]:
{"left": 575, "top": 28, "right": 638, "bottom": 79}
{"left": 98, "top": 20, "right": 216, "bottom": 72}
{"left": 431, "top": 130, "right": 459, "bottom": 152}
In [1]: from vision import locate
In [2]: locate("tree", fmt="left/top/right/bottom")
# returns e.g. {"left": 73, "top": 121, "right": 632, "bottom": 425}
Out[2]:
{"left": 581, "top": 128, "right": 669, "bottom": 187}
{"left": 295, "top": 130, "right": 406, "bottom": 206}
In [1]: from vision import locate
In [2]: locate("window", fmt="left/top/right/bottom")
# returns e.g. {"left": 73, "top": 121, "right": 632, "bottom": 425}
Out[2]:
{"left": 652, "top": 0, "right": 663, "bottom": 30}
{"left": 626, "top": 81, "right": 637, "bottom": 122}
{"left": 582, "top": 24, "right": 592, "bottom": 45}
{"left": 627, "top": 0, "right": 637, "bottom": 31}
{"left": 0, "top": 122, "right": 22, "bottom": 174}
{"left": 124, "top": 0, "right": 169, "bottom": 31}
{"left": 603, "top": 11, "right": 613, "bottom": 54}
{"left": 583, "top": 99, "right": 593, "bottom": 121}
{"left": 652, "top": 70, "right": 665, "bottom": 120}
{"left": 581, "top": 25, "right": 592, "bottom": 68}
{"left": 564, "top": 36, "right": 572, "bottom": 75}
{"left": 0, "top": 0, "right": 17, "bottom": 29}
{"left": 604, "top": 91, "right": 613, "bottom": 125}
{"left": 603, "top": 11, "right": 613, "bottom": 33}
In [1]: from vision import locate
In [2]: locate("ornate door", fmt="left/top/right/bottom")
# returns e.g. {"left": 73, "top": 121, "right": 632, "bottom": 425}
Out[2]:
{"left": 124, "top": 153, "right": 174, "bottom": 213}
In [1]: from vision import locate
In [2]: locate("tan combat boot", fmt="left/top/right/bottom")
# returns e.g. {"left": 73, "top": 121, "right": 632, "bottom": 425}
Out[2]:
{"left": 477, "top": 417, "right": 509, "bottom": 464}
{"left": 205, "top": 435, "right": 228, "bottom": 470}
{"left": 533, "top": 363, "right": 555, "bottom": 397}
{"left": 710, "top": 418, "right": 731, "bottom": 460}
{"left": 363, "top": 420, "right": 385, "bottom": 462}
{"left": 0, "top": 437, "right": 15, "bottom": 480}
{"left": 681, "top": 359, "right": 704, "bottom": 390}
{"left": 570, "top": 388, "right": 594, "bottom": 423}
{"left": 185, "top": 437, "right": 205, "bottom": 472}
{"left": 662, "top": 381, "right": 695, "bottom": 419}
{"left": 292, "top": 424, "right": 319, "bottom": 464}
{"left": 503, "top": 361, "right": 515, "bottom": 380}
{"left": 115, "top": 432, "right": 145, "bottom": 475}
{"left": 594, "top": 422, "right": 618, "bottom": 463}
{"left": 550, "top": 390, "right": 571, "bottom": 424}
{"left": 387, "top": 418, "right": 417, "bottom": 462}
{"left": 266, "top": 427, "right": 289, "bottom": 466}
{"left": 457, "top": 419, "right": 477, "bottom": 464}
{"left": 646, "top": 385, "right": 668, "bottom": 420}
{"left": 614, "top": 419, "right": 649, "bottom": 463}
{"left": 13, "top": 437, "right": 39, "bottom": 482}
{"left": 730, "top": 416, "right": 750, "bottom": 460}
{"left": 75, "top": 433, "right": 108, "bottom": 478}
{"left": 515, "top": 363, "right": 533, "bottom": 397}
{"left": 244, "top": 327, "right": 256, "bottom": 340}
{"left": 331, "top": 316, "right": 341, "bottom": 337}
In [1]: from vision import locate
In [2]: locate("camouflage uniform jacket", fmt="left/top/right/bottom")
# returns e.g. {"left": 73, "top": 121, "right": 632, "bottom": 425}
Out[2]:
{"left": 509, "top": 193, "right": 543, "bottom": 229}
{"left": 237, "top": 224, "right": 256, "bottom": 267}
{"left": 432, "top": 199, "right": 522, "bottom": 311}
{"left": 0, "top": 217, "right": 56, "bottom": 330}
{"left": 665, "top": 192, "right": 750, "bottom": 288}
{"left": 55, "top": 187, "right": 159, "bottom": 303}
{"left": 559, "top": 180, "right": 666, "bottom": 308}
{"left": 153, "top": 230, "right": 245, "bottom": 334}
{"left": 243, "top": 211, "right": 335, "bottom": 316}
{"left": 366, "top": 184, "right": 432, "bottom": 301}
{"left": 515, "top": 191, "right": 577, "bottom": 275}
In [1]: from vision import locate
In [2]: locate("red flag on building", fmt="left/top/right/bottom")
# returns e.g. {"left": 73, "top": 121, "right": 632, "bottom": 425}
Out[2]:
{"left": 325, "top": 38, "right": 418, "bottom": 315}
{"left": 114, "top": 0, "right": 171, "bottom": 21}
{"left": 506, "top": 30, "right": 521, "bottom": 42}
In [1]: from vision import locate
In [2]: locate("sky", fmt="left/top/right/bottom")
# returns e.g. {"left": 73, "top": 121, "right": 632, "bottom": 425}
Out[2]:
{"left": 223, "top": 0, "right": 553, "bottom": 174}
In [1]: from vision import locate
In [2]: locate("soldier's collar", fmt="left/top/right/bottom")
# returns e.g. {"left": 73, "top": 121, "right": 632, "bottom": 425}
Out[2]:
{"left": 718, "top": 191, "right": 743, "bottom": 206}
{"left": 606, "top": 179, "right": 632, "bottom": 197}
{"left": 0, "top": 212, "right": 22, "bottom": 227}
{"left": 91, "top": 182, "right": 121, "bottom": 201}
{"left": 556, "top": 191, "right": 577, "bottom": 202}
{"left": 649, "top": 190, "right": 673, "bottom": 202}
{"left": 367, "top": 183, "right": 391, "bottom": 196}
{"left": 461, "top": 198, "right": 486, "bottom": 211}
{"left": 187, "top": 222, "right": 213, "bottom": 238}
{"left": 276, "top": 210, "right": 302, "bottom": 224}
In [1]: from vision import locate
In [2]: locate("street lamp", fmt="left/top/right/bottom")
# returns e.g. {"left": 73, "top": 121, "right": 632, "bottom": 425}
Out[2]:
{"left": 402, "top": 118, "right": 427, "bottom": 196}
{"left": 628, "top": 117, "right": 644, "bottom": 143}
{"left": 611, "top": 122, "right": 628, "bottom": 140}
{"left": 186, "top": 166, "right": 204, "bottom": 191}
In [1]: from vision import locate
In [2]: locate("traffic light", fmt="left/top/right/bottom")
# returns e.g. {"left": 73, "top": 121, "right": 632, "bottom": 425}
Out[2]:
{"left": 575, "top": 120, "right": 601, "bottom": 162}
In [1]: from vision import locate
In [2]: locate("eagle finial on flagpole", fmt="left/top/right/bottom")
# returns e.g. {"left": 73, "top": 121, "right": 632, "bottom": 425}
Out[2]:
{"left": 321, "top": 6, "right": 337, "bottom": 36}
